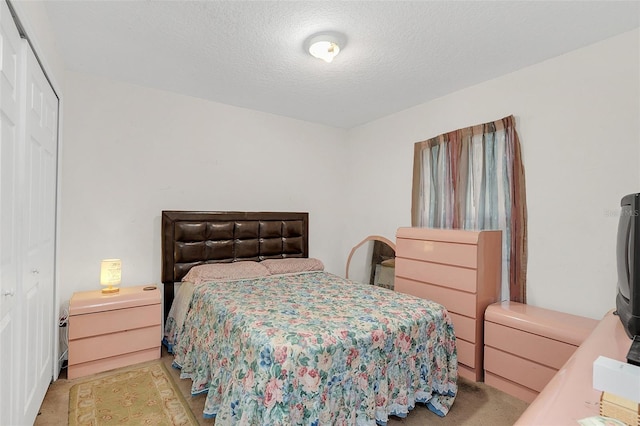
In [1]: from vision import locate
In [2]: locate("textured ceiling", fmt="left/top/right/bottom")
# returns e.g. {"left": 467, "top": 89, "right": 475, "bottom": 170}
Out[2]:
{"left": 43, "top": 1, "right": 640, "bottom": 129}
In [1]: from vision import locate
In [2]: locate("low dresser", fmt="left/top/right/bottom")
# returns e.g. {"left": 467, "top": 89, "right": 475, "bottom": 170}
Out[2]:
{"left": 67, "top": 285, "right": 161, "bottom": 380}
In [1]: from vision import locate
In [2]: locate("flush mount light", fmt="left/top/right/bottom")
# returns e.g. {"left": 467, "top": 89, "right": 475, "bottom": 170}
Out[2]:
{"left": 305, "top": 32, "right": 345, "bottom": 63}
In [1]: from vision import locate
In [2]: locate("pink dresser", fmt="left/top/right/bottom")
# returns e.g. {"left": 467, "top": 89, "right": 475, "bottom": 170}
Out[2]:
{"left": 484, "top": 301, "right": 598, "bottom": 402}
{"left": 515, "top": 310, "right": 631, "bottom": 425}
{"left": 395, "top": 227, "right": 502, "bottom": 381}
{"left": 67, "top": 285, "right": 161, "bottom": 380}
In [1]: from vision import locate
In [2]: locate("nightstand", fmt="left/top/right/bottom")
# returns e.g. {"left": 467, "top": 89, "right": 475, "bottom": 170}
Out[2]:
{"left": 67, "top": 285, "right": 161, "bottom": 380}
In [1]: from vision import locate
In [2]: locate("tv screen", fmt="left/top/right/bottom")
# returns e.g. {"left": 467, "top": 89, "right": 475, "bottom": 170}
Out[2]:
{"left": 616, "top": 193, "right": 640, "bottom": 338}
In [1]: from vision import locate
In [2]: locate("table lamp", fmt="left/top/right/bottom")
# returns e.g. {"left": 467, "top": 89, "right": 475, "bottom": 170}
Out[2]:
{"left": 100, "top": 258, "right": 121, "bottom": 294}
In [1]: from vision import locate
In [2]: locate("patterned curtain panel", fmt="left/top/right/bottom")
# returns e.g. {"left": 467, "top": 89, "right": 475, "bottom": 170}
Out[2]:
{"left": 411, "top": 115, "right": 527, "bottom": 302}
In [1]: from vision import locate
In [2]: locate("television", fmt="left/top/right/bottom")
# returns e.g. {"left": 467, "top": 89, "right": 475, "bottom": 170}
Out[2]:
{"left": 615, "top": 193, "right": 640, "bottom": 338}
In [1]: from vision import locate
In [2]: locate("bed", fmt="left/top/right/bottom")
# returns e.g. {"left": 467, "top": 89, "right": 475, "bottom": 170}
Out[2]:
{"left": 161, "top": 211, "right": 458, "bottom": 425}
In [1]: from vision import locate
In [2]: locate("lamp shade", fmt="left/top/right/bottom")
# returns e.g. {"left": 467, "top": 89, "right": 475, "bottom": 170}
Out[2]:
{"left": 100, "top": 259, "right": 121, "bottom": 293}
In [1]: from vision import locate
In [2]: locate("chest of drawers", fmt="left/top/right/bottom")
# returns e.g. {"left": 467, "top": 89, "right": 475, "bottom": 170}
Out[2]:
{"left": 67, "top": 285, "right": 161, "bottom": 379}
{"left": 395, "top": 227, "right": 502, "bottom": 381}
{"left": 484, "top": 301, "right": 598, "bottom": 402}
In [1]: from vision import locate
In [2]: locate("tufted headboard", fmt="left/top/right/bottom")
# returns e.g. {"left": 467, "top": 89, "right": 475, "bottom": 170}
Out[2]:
{"left": 161, "top": 210, "right": 309, "bottom": 319}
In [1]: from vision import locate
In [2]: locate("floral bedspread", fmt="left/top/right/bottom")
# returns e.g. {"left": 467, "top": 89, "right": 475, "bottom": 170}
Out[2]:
{"left": 170, "top": 271, "right": 457, "bottom": 425}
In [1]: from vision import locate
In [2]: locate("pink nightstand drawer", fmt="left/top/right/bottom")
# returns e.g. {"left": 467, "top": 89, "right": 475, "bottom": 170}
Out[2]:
{"left": 67, "top": 348, "right": 160, "bottom": 380}
{"left": 69, "top": 285, "right": 160, "bottom": 315}
{"left": 69, "top": 326, "right": 159, "bottom": 365}
{"left": 69, "top": 304, "right": 160, "bottom": 340}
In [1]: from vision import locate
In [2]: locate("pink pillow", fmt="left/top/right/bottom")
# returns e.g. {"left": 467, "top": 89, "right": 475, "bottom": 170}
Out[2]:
{"left": 182, "top": 261, "right": 270, "bottom": 285}
{"left": 261, "top": 258, "right": 324, "bottom": 275}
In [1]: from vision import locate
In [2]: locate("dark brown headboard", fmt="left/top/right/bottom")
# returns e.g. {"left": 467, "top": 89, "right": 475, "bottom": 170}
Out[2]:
{"left": 161, "top": 211, "right": 309, "bottom": 319}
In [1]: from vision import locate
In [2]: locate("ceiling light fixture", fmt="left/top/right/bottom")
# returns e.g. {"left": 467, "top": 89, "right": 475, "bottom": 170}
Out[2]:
{"left": 306, "top": 32, "right": 344, "bottom": 63}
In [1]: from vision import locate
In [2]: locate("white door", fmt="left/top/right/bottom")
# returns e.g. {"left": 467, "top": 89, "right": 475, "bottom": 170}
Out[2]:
{"left": 0, "top": 1, "right": 25, "bottom": 424}
{"left": 20, "top": 43, "right": 58, "bottom": 424}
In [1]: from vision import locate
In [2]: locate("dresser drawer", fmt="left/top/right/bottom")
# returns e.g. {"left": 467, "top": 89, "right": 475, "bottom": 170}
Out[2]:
{"left": 395, "top": 277, "right": 477, "bottom": 317}
{"left": 484, "top": 302, "right": 597, "bottom": 346}
{"left": 484, "top": 346, "right": 557, "bottom": 392}
{"left": 68, "top": 325, "right": 160, "bottom": 365}
{"left": 395, "top": 238, "right": 478, "bottom": 268}
{"left": 449, "top": 312, "right": 476, "bottom": 343}
{"left": 67, "top": 348, "right": 160, "bottom": 380}
{"left": 457, "top": 338, "right": 476, "bottom": 369}
{"left": 458, "top": 365, "right": 476, "bottom": 381}
{"left": 485, "top": 372, "right": 539, "bottom": 403}
{"left": 485, "top": 321, "right": 577, "bottom": 370}
{"left": 396, "top": 257, "right": 477, "bottom": 293}
{"left": 69, "top": 303, "right": 161, "bottom": 340}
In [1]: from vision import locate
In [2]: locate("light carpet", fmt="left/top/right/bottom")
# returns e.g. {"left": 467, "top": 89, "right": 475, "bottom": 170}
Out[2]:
{"left": 68, "top": 361, "right": 198, "bottom": 425}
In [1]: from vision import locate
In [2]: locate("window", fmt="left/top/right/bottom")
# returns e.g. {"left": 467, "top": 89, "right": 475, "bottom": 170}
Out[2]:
{"left": 411, "top": 115, "right": 527, "bottom": 302}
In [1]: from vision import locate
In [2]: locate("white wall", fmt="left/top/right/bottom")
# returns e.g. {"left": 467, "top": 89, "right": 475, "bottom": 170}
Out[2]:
{"left": 59, "top": 71, "right": 348, "bottom": 306}
{"left": 344, "top": 29, "right": 640, "bottom": 320}
{"left": 60, "top": 29, "right": 640, "bottom": 321}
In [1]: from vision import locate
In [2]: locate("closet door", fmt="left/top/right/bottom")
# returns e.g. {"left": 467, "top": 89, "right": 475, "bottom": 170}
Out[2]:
{"left": 21, "top": 43, "right": 58, "bottom": 424}
{"left": 0, "top": 1, "right": 25, "bottom": 424}
{"left": 0, "top": 1, "right": 58, "bottom": 423}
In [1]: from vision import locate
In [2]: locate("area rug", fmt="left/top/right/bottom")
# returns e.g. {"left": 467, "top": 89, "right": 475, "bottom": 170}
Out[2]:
{"left": 68, "top": 361, "right": 199, "bottom": 425}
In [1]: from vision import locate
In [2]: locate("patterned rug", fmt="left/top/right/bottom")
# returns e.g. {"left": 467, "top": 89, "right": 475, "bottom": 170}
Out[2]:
{"left": 68, "top": 361, "right": 198, "bottom": 425}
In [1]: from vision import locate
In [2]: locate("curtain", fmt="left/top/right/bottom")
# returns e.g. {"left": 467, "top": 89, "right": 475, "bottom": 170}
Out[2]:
{"left": 411, "top": 115, "right": 527, "bottom": 302}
